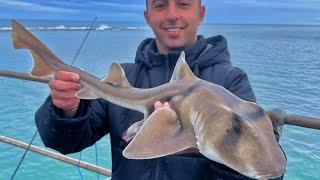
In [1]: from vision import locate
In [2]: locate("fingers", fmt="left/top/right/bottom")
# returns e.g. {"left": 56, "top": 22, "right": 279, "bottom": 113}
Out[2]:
{"left": 49, "top": 71, "right": 82, "bottom": 111}
{"left": 49, "top": 71, "right": 82, "bottom": 91}
{"left": 154, "top": 101, "right": 163, "bottom": 109}
{"left": 52, "top": 98, "right": 80, "bottom": 111}
{"left": 55, "top": 71, "right": 80, "bottom": 82}
{"left": 163, "top": 102, "right": 171, "bottom": 109}
{"left": 49, "top": 80, "right": 82, "bottom": 91}
{"left": 154, "top": 101, "right": 172, "bottom": 110}
{"left": 51, "top": 89, "right": 79, "bottom": 99}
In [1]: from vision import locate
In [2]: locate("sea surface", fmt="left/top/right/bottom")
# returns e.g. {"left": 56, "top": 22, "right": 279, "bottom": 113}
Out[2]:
{"left": 0, "top": 19, "right": 319, "bottom": 180}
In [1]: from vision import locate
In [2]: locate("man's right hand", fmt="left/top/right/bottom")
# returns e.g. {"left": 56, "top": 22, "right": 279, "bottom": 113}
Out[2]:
{"left": 49, "top": 71, "right": 82, "bottom": 118}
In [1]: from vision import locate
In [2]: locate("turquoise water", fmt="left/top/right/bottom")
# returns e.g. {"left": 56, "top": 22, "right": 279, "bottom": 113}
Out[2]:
{"left": 0, "top": 20, "right": 319, "bottom": 179}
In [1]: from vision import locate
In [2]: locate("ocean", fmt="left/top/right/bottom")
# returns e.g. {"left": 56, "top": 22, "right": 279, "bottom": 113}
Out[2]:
{"left": 0, "top": 19, "right": 319, "bottom": 179}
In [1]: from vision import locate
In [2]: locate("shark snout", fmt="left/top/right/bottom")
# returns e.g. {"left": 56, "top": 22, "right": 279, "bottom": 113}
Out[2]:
{"left": 242, "top": 144, "right": 287, "bottom": 179}
{"left": 250, "top": 167, "right": 286, "bottom": 179}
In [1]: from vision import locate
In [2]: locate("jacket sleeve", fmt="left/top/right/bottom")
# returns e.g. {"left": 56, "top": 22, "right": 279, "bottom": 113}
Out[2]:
{"left": 35, "top": 96, "right": 110, "bottom": 154}
{"left": 225, "top": 67, "right": 256, "bottom": 103}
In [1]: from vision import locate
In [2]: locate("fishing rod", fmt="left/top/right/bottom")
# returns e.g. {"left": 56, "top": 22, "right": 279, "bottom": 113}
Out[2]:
{"left": 0, "top": 70, "right": 51, "bottom": 83}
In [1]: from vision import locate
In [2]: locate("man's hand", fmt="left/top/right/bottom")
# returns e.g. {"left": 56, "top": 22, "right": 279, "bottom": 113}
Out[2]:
{"left": 49, "top": 71, "right": 82, "bottom": 118}
{"left": 154, "top": 101, "right": 172, "bottom": 110}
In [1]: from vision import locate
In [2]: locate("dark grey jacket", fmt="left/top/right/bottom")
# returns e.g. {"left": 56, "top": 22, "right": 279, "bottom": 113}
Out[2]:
{"left": 36, "top": 35, "right": 258, "bottom": 180}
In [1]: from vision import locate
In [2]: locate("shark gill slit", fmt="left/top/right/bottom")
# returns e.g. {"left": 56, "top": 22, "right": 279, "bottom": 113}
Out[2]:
{"left": 190, "top": 110, "right": 205, "bottom": 146}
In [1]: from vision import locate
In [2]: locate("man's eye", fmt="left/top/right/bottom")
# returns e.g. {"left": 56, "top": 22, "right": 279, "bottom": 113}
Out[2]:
{"left": 179, "top": 2, "right": 190, "bottom": 8}
{"left": 153, "top": 2, "right": 167, "bottom": 9}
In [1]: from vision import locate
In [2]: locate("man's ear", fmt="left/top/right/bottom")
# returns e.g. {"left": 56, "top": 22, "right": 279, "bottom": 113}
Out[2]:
{"left": 199, "top": 6, "right": 206, "bottom": 23}
{"left": 144, "top": 10, "right": 150, "bottom": 25}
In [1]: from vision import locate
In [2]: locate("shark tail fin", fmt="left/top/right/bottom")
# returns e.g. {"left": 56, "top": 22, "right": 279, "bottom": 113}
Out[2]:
{"left": 102, "top": 62, "right": 131, "bottom": 88}
{"left": 123, "top": 108, "right": 197, "bottom": 159}
{"left": 170, "top": 51, "right": 197, "bottom": 82}
{"left": 11, "top": 19, "right": 57, "bottom": 77}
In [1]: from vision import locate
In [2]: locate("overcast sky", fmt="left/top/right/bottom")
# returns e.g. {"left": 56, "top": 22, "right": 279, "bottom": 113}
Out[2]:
{"left": 0, "top": 0, "right": 320, "bottom": 25}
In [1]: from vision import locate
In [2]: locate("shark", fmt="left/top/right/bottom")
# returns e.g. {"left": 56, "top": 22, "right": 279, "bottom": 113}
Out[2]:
{"left": 10, "top": 19, "right": 286, "bottom": 179}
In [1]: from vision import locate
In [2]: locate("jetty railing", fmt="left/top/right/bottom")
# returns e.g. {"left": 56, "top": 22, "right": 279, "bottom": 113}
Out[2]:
{"left": 0, "top": 135, "right": 111, "bottom": 177}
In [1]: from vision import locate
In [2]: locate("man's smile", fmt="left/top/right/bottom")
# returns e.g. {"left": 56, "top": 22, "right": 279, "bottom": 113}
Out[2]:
{"left": 162, "top": 24, "right": 187, "bottom": 38}
{"left": 162, "top": 23, "right": 186, "bottom": 31}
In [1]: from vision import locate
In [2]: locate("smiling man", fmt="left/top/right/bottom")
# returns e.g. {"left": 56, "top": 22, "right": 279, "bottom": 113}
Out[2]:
{"left": 35, "top": 0, "right": 267, "bottom": 179}
{"left": 145, "top": 0, "right": 204, "bottom": 54}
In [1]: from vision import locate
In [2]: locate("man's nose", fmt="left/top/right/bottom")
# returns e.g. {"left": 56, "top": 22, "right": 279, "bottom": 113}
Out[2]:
{"left": 166, "top": 3, "right": 180, "bottom": 21}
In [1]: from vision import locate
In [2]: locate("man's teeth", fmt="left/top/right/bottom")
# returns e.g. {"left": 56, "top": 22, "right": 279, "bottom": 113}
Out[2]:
{"left": 166, "top": 27, "right": 183, "bottom": 32}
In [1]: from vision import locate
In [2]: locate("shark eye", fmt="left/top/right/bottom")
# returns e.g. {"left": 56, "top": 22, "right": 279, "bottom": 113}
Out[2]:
{"left": 226, "top": 113, "right": 241, "bottom": 134}
{"left": 232, "top": 115, "right": 242, "bottom": 134}
{"left": 226, "top": 113, "right": 242, "bottom": 134}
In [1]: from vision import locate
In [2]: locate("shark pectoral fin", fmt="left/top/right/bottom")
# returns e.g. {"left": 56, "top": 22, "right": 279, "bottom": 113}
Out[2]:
{"left": 123, "top": 108, "right": 197, "bottom": 159}
{"left": 170, "top": 51, "right": 197, "bottom": 82}
{"left": 102, "top": 62, "right": 131, "bottom": 88}
{"left": 122, "top": 120, "right": 145, "bottom": 142}
{"left": 76, "top": 88, "right": 100, "bottom": 99}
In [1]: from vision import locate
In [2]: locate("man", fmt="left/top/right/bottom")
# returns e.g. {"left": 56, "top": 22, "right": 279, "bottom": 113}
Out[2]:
{"left": 36, "top": 0, "right": 262, "bottom": 179}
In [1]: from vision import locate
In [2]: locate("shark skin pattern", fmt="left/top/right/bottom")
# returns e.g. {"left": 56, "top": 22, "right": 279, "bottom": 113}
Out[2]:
{"left": 10, "top": 19, "right": 286, "bottom": 179}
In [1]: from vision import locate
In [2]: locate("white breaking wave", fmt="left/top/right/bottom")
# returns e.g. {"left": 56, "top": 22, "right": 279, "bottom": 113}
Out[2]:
{"left": 0, "top": 27, "right": 12, "bottom": 31}
{"left": 0, "top": 24, "right": 149, "bottom": 32}
{"left": 96, "top": 24, "right": 110, "bottom": 31}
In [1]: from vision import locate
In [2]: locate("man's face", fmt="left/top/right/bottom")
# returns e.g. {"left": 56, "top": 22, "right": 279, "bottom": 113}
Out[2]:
{"left": 145, "top": 0, "right": 205, "bottom": 54}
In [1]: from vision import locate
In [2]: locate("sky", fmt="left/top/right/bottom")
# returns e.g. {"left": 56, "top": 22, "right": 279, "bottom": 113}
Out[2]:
{"left": 0, "top": 0, "right": 320, "bottom": 25}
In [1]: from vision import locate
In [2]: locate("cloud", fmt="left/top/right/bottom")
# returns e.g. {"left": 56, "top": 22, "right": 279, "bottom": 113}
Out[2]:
{"left": 0, "top": 0, "right": 319, "bottom": 24}
{"left": 89, "top": 2, "right": 145, "bottom": 10}
{"left": 215, "top": 0, "right": 320, "bottom": 10}
{"left": 98, "top": 12, "right": 142, "bottom": 18}
{"left": 25, "top": 0, "right": 145, "bottom": 11}
{"left": 0, "top": 0, "right": 78, "bottom": 13}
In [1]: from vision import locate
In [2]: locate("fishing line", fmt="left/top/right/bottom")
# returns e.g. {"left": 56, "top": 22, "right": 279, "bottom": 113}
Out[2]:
{"left": 71, "top": 17, "right": 98, "bottom": 66}
{"left": 95, "top": 143, "right": 100, "bottom": 180}
{"left": 78, "top": 152, "right": 84, "bottom": 180}
{"left": 72, "top": 16, "right": 99, "bottom": 180}
{"left": 10, "top": 130, "right": 38, "bottom": 180}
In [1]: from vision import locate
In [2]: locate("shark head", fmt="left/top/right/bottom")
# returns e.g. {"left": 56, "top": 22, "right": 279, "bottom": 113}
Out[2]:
{"left": 193, "top": 98, "right": 287, "bottom": 179}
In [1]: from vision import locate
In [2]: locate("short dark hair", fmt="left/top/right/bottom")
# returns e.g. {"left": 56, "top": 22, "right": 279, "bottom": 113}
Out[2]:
{"left": 146, "top": 0, "right": 202, "bottom": 9}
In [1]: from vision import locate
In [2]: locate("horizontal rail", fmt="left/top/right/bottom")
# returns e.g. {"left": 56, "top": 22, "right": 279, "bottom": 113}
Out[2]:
{"left": 0, "top": 70, "right": 51, "bottom": 83}
{"left": 285, "top": 114, "right": 320, "bottom": 130}
{"left": 0, "top": 135, "right": 111, "bottom": 177}
{"left": 267, "top": 109, "right": 320, "bottom": 130}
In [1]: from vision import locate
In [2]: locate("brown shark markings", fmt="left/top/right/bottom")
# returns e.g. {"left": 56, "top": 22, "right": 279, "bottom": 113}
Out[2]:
{"left": 10, "top": 19, "right": 286, "bottom": 179}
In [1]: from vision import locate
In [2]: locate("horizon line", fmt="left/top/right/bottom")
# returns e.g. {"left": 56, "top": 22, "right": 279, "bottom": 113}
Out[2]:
{"left": 0, "top": 18, "right": 320, "bottom": 26}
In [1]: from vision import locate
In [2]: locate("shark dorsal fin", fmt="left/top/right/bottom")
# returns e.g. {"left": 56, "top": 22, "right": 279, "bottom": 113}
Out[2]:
{"left": 170, "top": 51, "right": 197, "bottom": 82}
{"left": 76, "top": 62, "right": 131, "bottom": 99}
{"left": 102, "top": 62, "right": 131, "bottom": 88}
